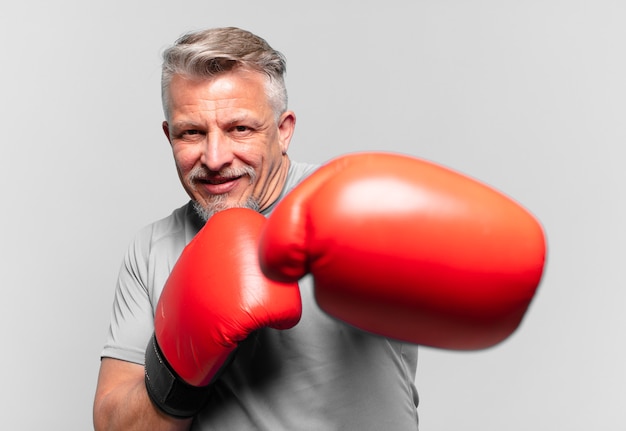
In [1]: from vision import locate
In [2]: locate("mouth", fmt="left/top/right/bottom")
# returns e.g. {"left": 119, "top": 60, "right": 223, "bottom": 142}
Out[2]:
{"left": 193, "top": 174, "right": 243, "bottom": 195}
{"left": 188, "top": 165, "right": 256, "bottom": 197}
{"left": 201, "top": 175, "right": 242, "bottom": 186}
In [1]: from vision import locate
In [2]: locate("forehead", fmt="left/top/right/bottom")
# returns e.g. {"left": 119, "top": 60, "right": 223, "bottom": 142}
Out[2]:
{"left": 168, "top": 70, "right": 271, "bottom": 109}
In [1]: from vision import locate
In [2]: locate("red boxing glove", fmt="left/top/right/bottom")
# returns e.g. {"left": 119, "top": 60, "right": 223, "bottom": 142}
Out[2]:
{"left": 259, "top": 152, "right": 546, "bottom": 350}
{"left": 145, "top": 208, "right": 301, "bottom": 418}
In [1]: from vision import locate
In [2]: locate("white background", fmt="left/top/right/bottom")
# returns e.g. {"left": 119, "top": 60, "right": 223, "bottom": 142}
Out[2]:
{"left": 1, "top": 1, "right": 624, "bottom": 429}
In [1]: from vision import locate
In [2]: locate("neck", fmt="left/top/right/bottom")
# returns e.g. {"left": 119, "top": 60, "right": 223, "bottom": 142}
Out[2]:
{"left": 258, "top": 156, "right": 291, "bottom": 213}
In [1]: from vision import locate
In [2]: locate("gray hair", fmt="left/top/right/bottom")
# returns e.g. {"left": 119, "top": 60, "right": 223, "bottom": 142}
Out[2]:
{"left": 161, "top": 27, "right": 288, "bottom": 121}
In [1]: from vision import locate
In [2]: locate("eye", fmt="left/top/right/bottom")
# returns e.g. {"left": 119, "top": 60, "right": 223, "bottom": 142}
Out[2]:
{"left": 176, "top": 129, "right": 205, "bottom": 141}
{"left": 229, "top": 124, "right": 255, "bottom": 138}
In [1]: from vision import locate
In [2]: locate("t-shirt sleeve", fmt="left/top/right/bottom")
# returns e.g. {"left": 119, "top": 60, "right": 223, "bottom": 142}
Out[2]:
{"left": 100, "top": 228, "right": 156, "bottom": 365}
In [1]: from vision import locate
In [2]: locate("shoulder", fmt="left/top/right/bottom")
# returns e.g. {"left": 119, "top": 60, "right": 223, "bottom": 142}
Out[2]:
{"left": 122, "top": 202, "right": 201, "bottom": 279}
{"left": 131, "top": 202, "right": 199, "bottom": 251}
{"left": 287, "top": 160, "right": 319, "bottom": 186}
{"left": 262, "top": 161, "right": 319, "bottom": 216}
{"left": 282, "top": 160, "right": 320, "bottom": 195}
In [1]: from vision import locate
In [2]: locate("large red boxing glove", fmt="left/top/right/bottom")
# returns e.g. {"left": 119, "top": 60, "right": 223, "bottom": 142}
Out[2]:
{"left": 258, "top": 152, "right": 546, "bottom": 350}
{"left": 144, "top": 208, "right": 301, "bottom": 418}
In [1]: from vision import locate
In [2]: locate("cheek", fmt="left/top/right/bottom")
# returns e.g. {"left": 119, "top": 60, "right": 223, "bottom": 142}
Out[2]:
{"left": 172, "top": 146, "right": 198, "bottom": 174}
{"left": 233, "top": 144, "right": 265, "bottom": 169}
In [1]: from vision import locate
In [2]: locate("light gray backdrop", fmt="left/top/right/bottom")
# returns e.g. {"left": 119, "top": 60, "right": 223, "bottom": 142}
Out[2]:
{"left": 1, "top": 1, "right": 623, "bottom": 429}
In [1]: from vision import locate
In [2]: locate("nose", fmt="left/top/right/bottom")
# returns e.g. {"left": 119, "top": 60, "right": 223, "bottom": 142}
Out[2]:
{"left": 200, "top": 131, "right": 234, "bottom": 172}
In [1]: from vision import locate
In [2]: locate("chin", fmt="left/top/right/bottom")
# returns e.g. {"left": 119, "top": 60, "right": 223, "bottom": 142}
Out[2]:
{"left": 193, "top": 196, "right": 260, "bottom": 222}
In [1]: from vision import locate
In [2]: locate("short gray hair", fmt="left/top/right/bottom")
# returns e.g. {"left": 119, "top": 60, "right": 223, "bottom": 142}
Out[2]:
{"left": 161, "top": 27, "right": 288, "bottom": 121}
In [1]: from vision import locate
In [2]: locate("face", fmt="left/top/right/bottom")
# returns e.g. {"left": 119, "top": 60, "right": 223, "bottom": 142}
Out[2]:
{"left": 163, "top": 70, "right": 295, "bottom": 220}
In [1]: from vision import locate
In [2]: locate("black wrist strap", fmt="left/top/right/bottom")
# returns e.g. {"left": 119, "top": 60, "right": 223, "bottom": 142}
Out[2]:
{"left": 144, "top": 334, "right": 211, "bottom": 418}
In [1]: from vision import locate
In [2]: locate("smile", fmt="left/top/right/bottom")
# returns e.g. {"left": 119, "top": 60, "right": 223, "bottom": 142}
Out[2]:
{"left": 194, "top": 175, "right": 243, "bottom": 195}
{"left": 204, "top": 175, "right": 241, "bottom": 185}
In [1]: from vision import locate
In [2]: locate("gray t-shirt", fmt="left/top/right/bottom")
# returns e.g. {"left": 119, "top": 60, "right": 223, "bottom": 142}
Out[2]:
{"left": 102, "top": 160, "right": 419, "bottom": 430}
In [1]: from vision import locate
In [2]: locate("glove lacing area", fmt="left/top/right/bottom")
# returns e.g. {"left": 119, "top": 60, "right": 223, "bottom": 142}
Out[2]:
{"left": 144, "top": 334, "right": 212, "bottom": 418}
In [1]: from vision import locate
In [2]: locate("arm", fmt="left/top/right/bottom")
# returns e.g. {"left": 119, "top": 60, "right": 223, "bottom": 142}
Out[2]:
{"left": 94, "top": 208, "right": 300, "bottom": 426}
{"left": 93, "top": 357, "right": 192, "bottom": 431}
{"left": 259, "top": 152, "right": 546, "bottom": 350}
{"left": 144, "top": 208, "right": 301, "bottom": 414}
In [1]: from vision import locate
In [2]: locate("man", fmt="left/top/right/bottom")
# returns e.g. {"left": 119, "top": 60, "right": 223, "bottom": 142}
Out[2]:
{"left": 93, "top": 27, "right": 420, "bottom": 430}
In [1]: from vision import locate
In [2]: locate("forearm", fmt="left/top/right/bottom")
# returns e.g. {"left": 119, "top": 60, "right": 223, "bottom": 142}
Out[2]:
{"left": 94, "top": 378, "right": 192, "bottom": 431}
{"left": 94, "top": 359, "right": 192, "bottom": 431}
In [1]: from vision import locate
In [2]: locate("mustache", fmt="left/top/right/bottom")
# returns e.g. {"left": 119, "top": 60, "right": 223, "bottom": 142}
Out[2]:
{"left": 188, "top": 165, "right": 257, "bottom": 187}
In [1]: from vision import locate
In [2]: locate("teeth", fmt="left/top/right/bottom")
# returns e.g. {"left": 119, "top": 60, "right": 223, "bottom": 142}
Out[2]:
{"left": 194, "top": 175, "right": 242, "bottom": 185}
{"left": 207, "top": 177, "right": 234, "bottom": 185}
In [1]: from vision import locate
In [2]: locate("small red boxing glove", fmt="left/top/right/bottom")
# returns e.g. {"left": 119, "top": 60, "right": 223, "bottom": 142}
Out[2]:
{"left": 145, "top": 208, "right": 301, "bottom": 418}
{"left": 258, "top": 152, "right": 546, "bottom": 351}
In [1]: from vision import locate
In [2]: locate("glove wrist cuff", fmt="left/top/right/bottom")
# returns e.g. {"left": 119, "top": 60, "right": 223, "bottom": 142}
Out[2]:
{"left": 144, "top": 334, "right": 211, "bottom": 418}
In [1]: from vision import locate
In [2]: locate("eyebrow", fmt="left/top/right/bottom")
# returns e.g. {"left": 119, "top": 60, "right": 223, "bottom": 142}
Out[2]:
{"left": 224, "top": 113, "right": 257, "bottom": 126}
{"left": 170, "top": 121, "right": 201, "bottom": 131}
{"left": 169, "top": 111, "right": 263, "bottom": 131}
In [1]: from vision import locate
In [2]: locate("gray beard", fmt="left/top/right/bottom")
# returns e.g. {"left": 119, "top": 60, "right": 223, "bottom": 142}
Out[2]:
{"left": 192, "top": 196, "right": 260, "bottom": 223}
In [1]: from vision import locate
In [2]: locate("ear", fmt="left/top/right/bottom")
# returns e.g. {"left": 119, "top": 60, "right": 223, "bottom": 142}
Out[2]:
{"left": 162, "top": 121, "right": 171, "bottom": 144}
{"left": 277, "top": 111, "right": 296, "bottom": 155}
